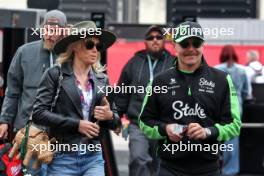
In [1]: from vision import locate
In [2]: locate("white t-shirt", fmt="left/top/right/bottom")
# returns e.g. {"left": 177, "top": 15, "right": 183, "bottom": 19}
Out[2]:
{"left": 245, "top": 61, "right": 264, "bottom": 84}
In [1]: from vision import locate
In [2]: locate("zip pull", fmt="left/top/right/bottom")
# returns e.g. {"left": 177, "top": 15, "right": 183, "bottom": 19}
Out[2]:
{"left": 42, "top": 64, "right": 46, "bottom": 73}
{"left": 188, "top": 86, "right": 192, "bottom": 96}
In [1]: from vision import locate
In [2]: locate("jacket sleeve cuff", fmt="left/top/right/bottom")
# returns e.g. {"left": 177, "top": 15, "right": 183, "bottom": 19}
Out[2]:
{"left": 0, "top": 120, "right": 9, "bottom": 124}
{"left": 0, "top": 116, "right": 11, "bottom": 125}
{"left": 158, "top": 123, "right": 167, "bottom": 137}
{"left": 113, "top": 112, "right": 122, "bottom": 128}
{"left": 208, "top": 126, "right": 219, "bottom": 139}
{"left": 69, "top": 119, "right": 80, "bottom": 132}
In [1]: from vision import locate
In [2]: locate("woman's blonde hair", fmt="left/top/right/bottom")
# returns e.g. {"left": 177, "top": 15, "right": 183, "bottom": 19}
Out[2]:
{"left": 56, "top": 39, "right": 106, "bottom": 73}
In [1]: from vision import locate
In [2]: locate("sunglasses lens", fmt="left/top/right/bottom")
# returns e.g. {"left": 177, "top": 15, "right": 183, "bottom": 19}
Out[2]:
{"left": 95, "top": 43, "right": 102, "bottom": 51}
{"left": 85, "top": 40, "right": 94, "bottom": 50}
{"left": 145, "top": 35, "right": 163, "bottom": 41}
{"left": 156, "top": 35, "right": 163, "bottom": 40}
{"left": 179, "top": 41, "right": 189, "bottom": 48}
{"left": 179, "top": 39, "right": 203, "bottom": 48}
{"left": 192, "top": 39, "right": 203, "bottom": 48}
{"left": 85, "top": 40, "right": 102, "bottom": 51}
{"left": 146, "top": 36, "right": 154, "bottom": 41}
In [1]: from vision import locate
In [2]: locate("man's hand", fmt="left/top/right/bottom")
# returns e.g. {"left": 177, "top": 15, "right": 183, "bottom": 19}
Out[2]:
{"left": 0, "top": 123, "right": 8, "bottom": 139}
{"left": 166, "top": 124, "right": 183, "bottom": 142}
{"left": 186, "top": 123, "right": 207, "bottom": 140}
{"left": 78, "top": 120, "right": 100, "bottom": 139}
{"left": 94, "top": 97, "right": 113, "bottom": 121}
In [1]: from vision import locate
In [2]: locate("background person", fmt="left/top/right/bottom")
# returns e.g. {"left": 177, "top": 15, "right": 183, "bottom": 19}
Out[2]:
{"left": 0, "top": 9, "right": 68, "bottom": 175}
{"left": 245, "top": 50, "right": 264, "bottom": 84}
{"left": 215, "top": 45, "right": 250, "bottom": 176}
{"left": 115, "top": 25, "right": 175, "bottom": 176}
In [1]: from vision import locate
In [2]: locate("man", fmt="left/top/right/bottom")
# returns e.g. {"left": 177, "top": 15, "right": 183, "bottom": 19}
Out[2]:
{"left": 245, "top": 50, "right": 264, "bottom": 83}
{"left": 115, "top": 25, "right": 175, "bottom": 176}
{"left": 246, "top": 50, "right": 260, "bottom": 66}
{"left": 215, "top": 45, "right": 250, "bottom": 176}
{"left": 0, "top": 9, "right": 67, "bottom": 175}
{"left": 139, "top": 21, "right": 241, "bottom": 176}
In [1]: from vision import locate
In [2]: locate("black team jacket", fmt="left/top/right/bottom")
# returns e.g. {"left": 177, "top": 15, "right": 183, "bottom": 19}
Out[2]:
{"left": 139, "top": 57, "right": 241, "bottom": 174}
{"left": 115, "top": 49, "right": 175, "bottom": 124}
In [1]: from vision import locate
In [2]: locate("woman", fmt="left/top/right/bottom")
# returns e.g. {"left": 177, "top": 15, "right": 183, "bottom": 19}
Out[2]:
{"left": 32, "top": 21, "right": 120, "bottom": 176}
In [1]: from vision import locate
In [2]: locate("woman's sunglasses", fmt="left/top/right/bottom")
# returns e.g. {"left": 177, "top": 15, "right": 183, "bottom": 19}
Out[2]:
{"left": 179, "top": 38, "right": 204, "bottom": 49}
{"left": 85, "top": 40, "right": 103, "bottom": 51}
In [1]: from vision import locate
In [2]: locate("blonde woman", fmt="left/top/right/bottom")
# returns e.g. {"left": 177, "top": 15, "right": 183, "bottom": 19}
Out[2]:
{"left": 32, "top": 21, "right": 120, "bottom": 176}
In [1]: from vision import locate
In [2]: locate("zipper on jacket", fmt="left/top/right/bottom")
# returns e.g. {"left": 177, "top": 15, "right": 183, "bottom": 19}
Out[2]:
{"left": 188, "top": 86, "right": 192, "bottom": 96}
{"left": 179, "top": 69, "right": 193, "bottom": 97}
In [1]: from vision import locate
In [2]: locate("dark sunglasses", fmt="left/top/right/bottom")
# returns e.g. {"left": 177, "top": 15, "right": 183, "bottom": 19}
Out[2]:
{"left": 85, "top": 40, "right": 103, "bottom": 51}
{"left": 145, "top": 35, "right": 163, "bottom": 41}
{"left": 179, "top": 39, "right": 203, "bottom": 49}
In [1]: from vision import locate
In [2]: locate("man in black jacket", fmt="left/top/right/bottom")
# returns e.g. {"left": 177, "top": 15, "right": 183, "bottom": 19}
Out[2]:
{"left": 115, "top": 26, "right": 175, "bottom": 176}
{"left": 139, "top": 21, "right": 241, "bottom": 176}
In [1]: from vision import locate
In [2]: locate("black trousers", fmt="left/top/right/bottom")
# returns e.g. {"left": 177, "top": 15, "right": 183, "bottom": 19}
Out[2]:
{"left": 159, "top": 162, "right": 221, "bottom": 176}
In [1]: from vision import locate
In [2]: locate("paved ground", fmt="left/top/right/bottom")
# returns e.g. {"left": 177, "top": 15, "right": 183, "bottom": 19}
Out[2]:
{"left": 111, "top": 132, "right": 264, "bottom": 176}
{"left": 112, "top": 132, "right": 129, "bottom": 176}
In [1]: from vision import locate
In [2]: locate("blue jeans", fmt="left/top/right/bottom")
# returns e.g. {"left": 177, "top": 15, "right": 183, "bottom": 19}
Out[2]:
{"left": 27, "top": 161, "right": 47, "bottom": 176}
{"left": 222, "top": 137, "right": 239, "bottom": 175}
{"left": 47, "top": 151, "right": 104, "bottom": 176}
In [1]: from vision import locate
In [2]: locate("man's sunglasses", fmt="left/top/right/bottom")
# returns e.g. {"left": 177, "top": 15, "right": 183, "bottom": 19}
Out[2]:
{"left": 179, "top": 39, "right": 204, "bottom": 49}
{"left": 145, "top": 35, "right": 164, "bottom": 41}
{"left": 85, "top": 40, "right": 103, "bottom": 51}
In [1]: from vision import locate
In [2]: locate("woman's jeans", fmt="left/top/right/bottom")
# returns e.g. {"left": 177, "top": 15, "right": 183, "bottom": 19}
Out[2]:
{"left": 47, "top": 150, "right": 105, "bottom": 176}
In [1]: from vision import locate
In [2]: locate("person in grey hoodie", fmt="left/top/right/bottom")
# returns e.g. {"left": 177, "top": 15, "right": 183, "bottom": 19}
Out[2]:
{"left": 0, "top": 9, "right": 68, "bottom": 176}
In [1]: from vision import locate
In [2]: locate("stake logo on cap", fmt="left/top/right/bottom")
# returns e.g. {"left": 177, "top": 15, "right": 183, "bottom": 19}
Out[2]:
{"left": 173, "top": 21, "right": 204, "bottom": 43}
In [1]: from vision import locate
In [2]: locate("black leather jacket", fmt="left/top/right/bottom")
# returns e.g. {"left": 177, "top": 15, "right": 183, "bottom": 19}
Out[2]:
{"left": 32, "top": 61, "right": 120, "bottom": 145}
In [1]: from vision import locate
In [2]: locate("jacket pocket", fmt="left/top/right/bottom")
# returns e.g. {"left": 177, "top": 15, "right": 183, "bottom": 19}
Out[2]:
{"left": 22, "top": 62, "right": 46, "bottom": 88}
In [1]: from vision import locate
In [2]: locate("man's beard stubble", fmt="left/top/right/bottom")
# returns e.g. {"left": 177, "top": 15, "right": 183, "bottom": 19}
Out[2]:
{"left": 43, "top": 40, "right": 55, "bottom": 51}
{"left": 149, "top": 50, "right": 163, "bottom": 59}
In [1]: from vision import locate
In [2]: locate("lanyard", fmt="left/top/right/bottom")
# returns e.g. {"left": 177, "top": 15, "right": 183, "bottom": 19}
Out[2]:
{"left": 49, "top": 51, "right": 54, "bottom": 67}
{"left": 147, "top": 55, "right": 158, "bottom": 81}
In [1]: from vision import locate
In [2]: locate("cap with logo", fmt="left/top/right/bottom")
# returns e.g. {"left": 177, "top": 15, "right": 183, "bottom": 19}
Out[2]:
{"left": 43, "top": 10, "right": 67, "bottom": 27}
{"left": 173, "top": 21, "right": 204, "bottom": 43}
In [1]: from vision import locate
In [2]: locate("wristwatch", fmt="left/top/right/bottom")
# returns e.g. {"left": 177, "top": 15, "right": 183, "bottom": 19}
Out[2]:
{"left": 204, "top": 128, "right": 211, "bottom": 138}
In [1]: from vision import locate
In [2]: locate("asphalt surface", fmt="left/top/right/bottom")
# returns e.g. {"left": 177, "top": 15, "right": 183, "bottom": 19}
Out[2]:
{"left": 112, "top": 132, "right": 264, "bottom": 176}
{"left": 112, "top": 132, "right": 129, "bottom": 176}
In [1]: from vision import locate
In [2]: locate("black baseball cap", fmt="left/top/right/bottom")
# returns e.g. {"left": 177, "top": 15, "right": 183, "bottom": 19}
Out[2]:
{"left": 145, "top": 25, "right": 163, "bottom": 37}
{"left": 173, "top": 21, "right": 204, "bottom": 43}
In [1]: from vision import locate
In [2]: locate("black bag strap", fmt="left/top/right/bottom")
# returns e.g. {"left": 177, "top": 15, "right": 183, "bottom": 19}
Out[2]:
{"left": 27, "top": 64, "right": 63, "bottom": 123}
{"left": 51, "top": 64, "right": 63, "bottom": 112}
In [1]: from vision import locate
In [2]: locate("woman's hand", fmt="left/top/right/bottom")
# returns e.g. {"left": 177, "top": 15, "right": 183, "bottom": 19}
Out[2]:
{"left": 78, "top": 120, "right": 100, "bottom": 139}
{"left": 0, "top": 124, "right": 8, "bottom": 139}
{"left": 94, "top": 97, "right": 113, "bottom": 121}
